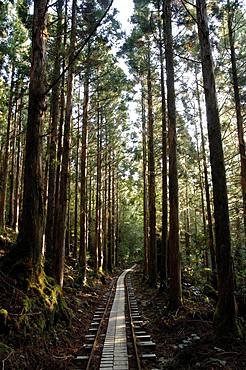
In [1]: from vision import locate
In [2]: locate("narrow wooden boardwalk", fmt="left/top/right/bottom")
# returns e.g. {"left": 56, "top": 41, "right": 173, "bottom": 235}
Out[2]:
{"left": 99, "top": 269, "right": 131, "bottom": 370}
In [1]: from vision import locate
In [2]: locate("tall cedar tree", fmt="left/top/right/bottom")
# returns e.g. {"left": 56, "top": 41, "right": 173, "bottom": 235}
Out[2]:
{"left": 79, "top": 53, "right": 90, "bottom": 281}
{"left": 195, "top": 68, "right": 217, "bottom": 288}
{"left": 158, "top": 0, "right": 168, "bottom": 288}
{"left": 196, "top": 0, "right": 237, "bottom": 336}
{"left": 0, "top": 66, "right": 15, "bottom": 229}
{"left": 164, "top": 0, "right": 182, "bottom": 309}
{"left": 147, "top": 43, "right": 157, "bottom": 287}
{"left": 53, "top": 0, "right": 77, "bottom": 286}
{"left": 141, "top": 79, "right": 149, "bottom": 276}
{"left": 45, "top": 0, "right": 64, "bottom": 268}
{"left": 16, "top": 0, "right": 48, "bottom": 278}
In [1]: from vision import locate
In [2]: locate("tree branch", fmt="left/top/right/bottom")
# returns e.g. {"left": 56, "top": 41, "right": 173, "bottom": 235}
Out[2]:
{"left": 44, "top": 0, "right": 114, "bottom": 95}
{"left": 181, "top": 0, "right": 198, "bottom": 25}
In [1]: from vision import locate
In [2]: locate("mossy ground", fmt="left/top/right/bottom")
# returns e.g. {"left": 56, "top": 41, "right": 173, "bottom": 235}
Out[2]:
{"left": 0, "top": 256, "right": 114, "bottom": 369}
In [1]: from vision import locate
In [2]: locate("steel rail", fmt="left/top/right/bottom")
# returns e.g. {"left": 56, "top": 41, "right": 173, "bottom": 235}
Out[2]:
{"left": 125, "top": 272, "right": 142, "bottom": 370}
{"left": 85, "top": 277, "right": 117, "bottom": 370}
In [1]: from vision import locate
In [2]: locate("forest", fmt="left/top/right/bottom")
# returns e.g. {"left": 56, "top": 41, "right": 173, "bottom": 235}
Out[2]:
{"left": 0, "top": 0, "right": 245, "bottom": 369}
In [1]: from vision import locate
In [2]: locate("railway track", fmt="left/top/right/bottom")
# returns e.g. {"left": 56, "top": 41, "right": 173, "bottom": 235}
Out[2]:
{"left": 73, "top": 267, "right": 156, "bottom": 370}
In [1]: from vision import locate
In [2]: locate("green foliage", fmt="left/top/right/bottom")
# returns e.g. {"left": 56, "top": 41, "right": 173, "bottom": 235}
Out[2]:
{"left": 0, "top": 341, "right": 13, "bottom": 355}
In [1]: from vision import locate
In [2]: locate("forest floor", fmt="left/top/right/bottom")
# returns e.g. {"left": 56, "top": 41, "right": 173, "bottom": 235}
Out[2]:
{"left": 0, "top": 256, "right": 246, "bottom": 369}
{"left": 0, "top": 251, "right": 116, "bottom": 370}
{"left": 132, "top": 269, "right": 246, "bottom": 370}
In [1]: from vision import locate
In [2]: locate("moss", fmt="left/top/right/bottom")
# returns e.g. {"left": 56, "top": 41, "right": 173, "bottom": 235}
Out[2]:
{"left": 0, "top": 309, "right": 8, "bottom": 317}
{"left": 214, "top": 300, "right": 244, "bottom": 338}
{"left": 0, "top": 309, "right": 9, "bottom": 332}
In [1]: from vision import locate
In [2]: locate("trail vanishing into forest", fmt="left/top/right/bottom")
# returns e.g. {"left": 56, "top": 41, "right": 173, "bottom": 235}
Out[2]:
{"left": 0, "top": 0, "right": 246, "bottom": 369}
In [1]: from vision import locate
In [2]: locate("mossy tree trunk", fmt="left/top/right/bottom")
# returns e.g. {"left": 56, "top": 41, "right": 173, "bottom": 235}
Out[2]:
{"left": 16, "top": 0, "right": 48, "bottom": 278}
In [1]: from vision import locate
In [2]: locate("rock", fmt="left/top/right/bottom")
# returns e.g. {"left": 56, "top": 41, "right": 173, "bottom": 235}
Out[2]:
{"left": 207, "top": 358, "right": 227, "bottom": 367}
{"left": 214, "top": 346, "right": 224, "bottom": 352}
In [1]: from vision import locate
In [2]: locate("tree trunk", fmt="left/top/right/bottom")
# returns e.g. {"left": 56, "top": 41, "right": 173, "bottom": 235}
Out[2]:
{"left": 79, "top": 57, "right": 90, "bottom": 281}
{"left": 16, "top": 0, "right": 48, "bottom": 277}
{"left": 45, "top": 0, "right": 63, "bottom": 266}
{"left": 141, "top": 80, "right": 149, "bottom": 277}
{"left": 8, "top": 95, "right": 18, "bottom": 227}
{"left": 53, "top": 0, "right": 76, "bottom": 286}
{"left": 159, "top": 0, "right": 168, "bottom": 288}
{"left": 73, "top": 102, "right": 80, "bottom": 259}
{"left": 53, "top": 0, "right": 67, "bottom": 261}
{"left": 147, "top": 44, "right": 157, "bottom": 287}
{"left": 196, "top": 0, "right": 237, "bottom": 336}
{"left": 0, "top": 65, "right": 15, "bottom": 229}
{"left": 194, "top": 116, "right": 209, "bottom": 280}
{"left": 115, "top": 172, "right": 119, "bottom": 267}
{"left": 102, "top": 143, "right": 108, "bottom": 272}
{"left": 94, "top": 106, "right": 101, "bottom": 272}
{"left": 164, "top": 0, "right": 182, "bottom": 309}
{"left": 107, "top": 149, "right": 112, "bottom": 273}
{"left": 227, "top": 0, "right": 246, "bottom": 242}
{"left": 87, "top": 171, "right": 93, "bottom": 259}
{"left": 195, "top": 68, "right": 217, "bottom": 287}
{"left": 112, "top": 153, "right": 116, "bottom": 267}
{"left": 13, "top": 91, "right": 24, "bottom": 232}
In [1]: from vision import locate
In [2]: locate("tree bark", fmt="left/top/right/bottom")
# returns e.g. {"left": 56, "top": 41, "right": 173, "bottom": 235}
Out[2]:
{"left": 13, "top": 91, "right": 24, "bottom": 232}
{"left": 147, "top": 44, "right": 157, "bottom": 287}
{"left": 53, "top": 0, "right": 76, "bottom": 286}
{"left": 164, "top": 0, "right": 182, "bottom": 309}
{"left": 195, "top": 68, "right": 217, "bottom": 287}
{"left": 79, "top": 55, "right": 90, "bottom": 281}
{"left": 141, "top": 80, "right": 149, "bottom": 277}
{"left": 196, "top": 0, "right": 237, "bottom": 336}
{"left": 0, "top": 65, "right": 15, "bottom": 229}
{"left": 8, "top": 93, "right": 18, "bottom": 227}
{"left": 16, "top": 0, "right": 48, "bottom": 276}
{"left": 227, "top": 0, "right": 246, "bottom": 242}
{"left": 45, "top": 0, "right": 63, "bottom": 265}
{"left": 159, "top": 0, "right": 168, "bottom": 288}
{"left": 107, "top": 147, "right": 112, "bottom": 273}
{"left": 73, "top": 101, "right": 80, "bottom": 259}
{"left": 102, "top": 139, "right": 108, "bottom": 272}
{"left": 94, "top": 106, "right": 102, "bottom": 272}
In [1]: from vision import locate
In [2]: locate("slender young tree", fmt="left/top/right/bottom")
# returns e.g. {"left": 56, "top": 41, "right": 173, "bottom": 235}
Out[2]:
{"left": 79, "top": 51, "right": 90, "bottom": 281}
{"left": 141, "top": 79, "right": 149, "bottom": 277}
{"left": 94, "top": 105, "right": 102, "bottom": 272}
{"left": 147, "top": 43, "right": 157, "bottom": 287}
{"left": 227, "top": 0, "right": 246, "bottom": 241}
{"left": 73, "top": 100, "right": 80, "bottom": 259}
{"left": 195, "top": 68, "right": 217, "bottom": 288}
{"left": 0, "top": 65, "right": 15, "bottom": 229}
